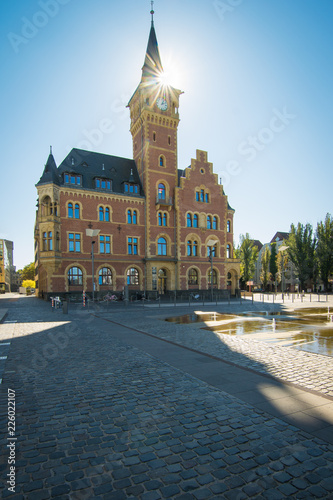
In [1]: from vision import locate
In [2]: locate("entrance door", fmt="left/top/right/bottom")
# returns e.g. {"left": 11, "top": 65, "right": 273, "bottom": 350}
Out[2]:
{"left": 158, "top": 268, "right": 167, "bottom": 294}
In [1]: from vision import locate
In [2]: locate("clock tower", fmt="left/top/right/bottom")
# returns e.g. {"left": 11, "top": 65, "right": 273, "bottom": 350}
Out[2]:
{"left": 127, "top": 7, "right": 183, "bottom": 289}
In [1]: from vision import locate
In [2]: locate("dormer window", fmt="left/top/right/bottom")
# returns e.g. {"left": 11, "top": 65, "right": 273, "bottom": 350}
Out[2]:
{"left": 64, "top": 173, "right": 81, "bottom": 186}
{"left": 95, "top": 178, "right": 112, "bottom": 190}
{"left": 124, "top": 183, "right": 139, "bottom": 194}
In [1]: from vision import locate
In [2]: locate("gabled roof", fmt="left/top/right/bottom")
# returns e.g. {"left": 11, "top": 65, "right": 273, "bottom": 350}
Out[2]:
{"left": 251, "top": 240, "right": 263, "bottom": 251}
{"left": 36, "top": 149, "right": 59, "bottom": 186}
{"left": 270, "top": 231, "right": 289, "bottom": 243}
{"left": 57, "top": 149, "right": 143, "bottom": 195}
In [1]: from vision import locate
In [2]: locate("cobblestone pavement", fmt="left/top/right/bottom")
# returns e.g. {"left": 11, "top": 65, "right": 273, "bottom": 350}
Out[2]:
{"left": 102, "top": 300, "right": 333, "bottom": 397}
{"left": 0, "top": 295, "right": 333, "bottom": 499}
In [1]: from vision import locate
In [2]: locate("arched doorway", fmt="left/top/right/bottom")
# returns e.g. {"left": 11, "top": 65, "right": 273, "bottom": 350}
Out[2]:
{"left": 227, "top": 270, "right": 238, "bottom": 296}
{"left": 158, "top": 268, "right": 167, "bottom": 294}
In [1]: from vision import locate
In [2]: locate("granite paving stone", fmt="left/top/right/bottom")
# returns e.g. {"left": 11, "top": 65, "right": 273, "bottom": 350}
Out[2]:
{"left": 0, "top": 296, "right": 333, "bottom": 499}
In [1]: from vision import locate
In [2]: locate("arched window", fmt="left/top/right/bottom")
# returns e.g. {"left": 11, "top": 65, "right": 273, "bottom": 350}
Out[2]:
{"left": 68, "top": 203, "right": 73, "bottom": 218}
{"left": 187, "top": 214, "right": 192, "bottom": 227}
{"left": 99, "top": 206, "right": 104, "bottom": 221}
{"left": 127, "top": 267, "right": 139, "bottom": 285}
{"left": 163, "top": 213, "right": 167, "bottom": 226}
{"left": 227, "top": 244, "right": 231, "bottom": 259}
{"left": 207, "top": 216, "right": 212, "bottom": 229}
{"left": 227, "top": 220, "right": 231, "bottom": 233}
{"left": 213, "top": 216, "right": 218, "bottom": 230}
{"left": 158, "top": 237, "right": 167, "bottom": 256}
{"left": 187, "top": 240, "right": 198, "bottom": 257}
{"left": 158, "top": 212, "right": 163, "bottom": 226}
{"left": 133, "top": 210, "right": 137, "bottom": 224}
{"left": 188, "top": 268, "right": 198, "bottom": 285}
{"left": 187, "top": 241, "right": 192, "bottom": 256}
{"left": 158, "top": 183, "right": 165, "bottom": 200}
{"left": 56, "top": 232, "right": 60, "bottom": 251}
{"left": 74, "top": 203, "right": 80, "bottom": 219}
{"left": 105, "top": 207, "right": 110, "bottom": 222}
{"left": 99, "top": 267, "right": 112, "bottom": 286}
{"left": 193, "top": 214, "right": 198, "bottom": 228}
{"left": 68, "top": 267, "right": 83, "bottom": 286}
{"left": 42, "top": 196, "right": 52, "bottom": 216}
{"left": 127, "top": 209, "right": 132, "bottom": 224}
{"left": 159, "top": 156, "right": 164, "bottom": 167}
{"left": 208, "top": 269, "right": 217, "bottom": 285}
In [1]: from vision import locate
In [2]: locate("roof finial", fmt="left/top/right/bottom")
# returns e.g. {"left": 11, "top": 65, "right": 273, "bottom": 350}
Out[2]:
{"left": 150, "top": 0, "right": 154, "bottom": 26}
{"left": 50, "top": 145, "right": 52, "bottom": 155}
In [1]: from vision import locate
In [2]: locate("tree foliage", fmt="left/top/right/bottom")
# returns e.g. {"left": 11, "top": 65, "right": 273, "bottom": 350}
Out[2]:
{"left": 316, "top": 213, "right": 333, "bottom": 291}
{"left": 269, "top": 242, "right": 278, "bottom": 280}
{"left": 22, "top": 280, "right": 35, "bottom": 289}
{"left": 19, "top": 262, "right": 35, "bottom": 281}
{"left": 286, "top": 223, "right": 316, "bottom": 290}
{"left": 260, "top": 246, "right": 271, "bottom": 291}
{"left": 235, "top": 234, "right": 259, "bottom": 288}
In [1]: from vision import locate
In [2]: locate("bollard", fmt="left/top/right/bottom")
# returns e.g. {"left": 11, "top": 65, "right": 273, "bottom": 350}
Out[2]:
{"left": 63, "top": 301, "right": 68, "bottom": 314}
{"left": 189, "top": 296, "right": 191, "bottom": 307}
{"left": 159, "top": 296, "right": 161, "bottom": 308}
{"left": 252, "top": 293, "right": 254, "bottom": 305}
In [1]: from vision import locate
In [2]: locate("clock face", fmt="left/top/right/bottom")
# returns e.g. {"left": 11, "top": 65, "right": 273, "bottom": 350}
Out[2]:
{"left": 156, "top": 97, "right": 168, "bottom": 111}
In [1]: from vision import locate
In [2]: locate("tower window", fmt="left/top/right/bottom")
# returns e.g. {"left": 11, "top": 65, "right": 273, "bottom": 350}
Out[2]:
{"left": 158, "top": 183, "right": 166, "bottom": 200}
{"left": 159, "top": 156, "right": 165, "bottom": 167}
{"left": 168, "top": 135, "right": 171, "bottom": 145}
{"left": 158, "top": 237, "right": 167, "bottom": 256}
{"left": 153, "top": 132, "right": 156, "bottom": 142}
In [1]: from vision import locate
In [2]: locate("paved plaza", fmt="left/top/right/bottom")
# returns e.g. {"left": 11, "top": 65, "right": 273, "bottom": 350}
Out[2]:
{"left": 0, "top": 294, "right": 333, "bottom": 499}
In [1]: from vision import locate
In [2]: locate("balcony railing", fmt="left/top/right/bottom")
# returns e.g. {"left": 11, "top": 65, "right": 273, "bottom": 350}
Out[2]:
{"left": 156, "top": 195, "right": 173, "bottom": 206}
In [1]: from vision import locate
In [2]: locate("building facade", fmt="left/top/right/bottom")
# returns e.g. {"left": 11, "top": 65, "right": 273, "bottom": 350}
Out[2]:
{"left": 34, "top": 14, "right": 240, "bottom": 300}
{"left": 0, "top": 239, "right": 14, "bottom": 293}
{"left": 254, "top": 232, "right": 298, "bottom": 292}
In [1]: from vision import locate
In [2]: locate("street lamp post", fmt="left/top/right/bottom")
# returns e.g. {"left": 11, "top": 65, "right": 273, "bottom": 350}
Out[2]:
{"left": 86, "top": 227, "right": 100, "bottom": 302}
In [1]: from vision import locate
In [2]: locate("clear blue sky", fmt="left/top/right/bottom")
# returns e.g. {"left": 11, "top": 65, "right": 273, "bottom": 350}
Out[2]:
{"left": 1, "top": 0, "right": 332, "bottom": 270}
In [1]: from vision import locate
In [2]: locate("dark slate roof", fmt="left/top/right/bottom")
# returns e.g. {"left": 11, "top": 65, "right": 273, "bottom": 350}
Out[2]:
{"left": 270, "top": 231, "right": 289, "bottom": 243}
{"left": 45, "top": 149, "right": 143, "bottom": 196}
{"left": 141, "top": 23, "right": 163, "bottom": 81}
{"left": 36, "top": 151, "right": 60, "bottom": 186}
{"left": 251, "top": 240, "right": 263, "bottom": 251}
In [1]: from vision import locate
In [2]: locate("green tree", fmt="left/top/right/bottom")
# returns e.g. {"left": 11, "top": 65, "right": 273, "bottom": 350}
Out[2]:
{"left": 316, "top": 213, "right": 333, "bottom": 291}
{"left": 235, "top": 234, "right": 259, "bottom": 289}
{"left": 269, "top": 242, "right": 278, "bottom": 290}
{"left": 277, "top": 248, "right": 289, "bottom": 291}
{"left": 18, "top": 262, "right": 35, "bottom": 281}
{"left": 260, "top": 246, "right": 271, "bottom": 291}
{"left": 286, "top": 223, "right": 316, "bottom": 290}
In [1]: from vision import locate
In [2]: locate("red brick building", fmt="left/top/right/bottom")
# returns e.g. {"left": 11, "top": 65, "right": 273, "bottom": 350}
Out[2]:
{"left": 34, "top": 14, "right": 240, "bottom": 300}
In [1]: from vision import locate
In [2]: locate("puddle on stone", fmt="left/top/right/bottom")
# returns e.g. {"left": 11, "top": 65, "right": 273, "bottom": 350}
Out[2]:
{"left": 165, "top": 309, "right": 333, "bottom": 356}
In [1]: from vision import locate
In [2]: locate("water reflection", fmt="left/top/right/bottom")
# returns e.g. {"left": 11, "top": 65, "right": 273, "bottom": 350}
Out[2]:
{"left": 165, "top": 308, "right": 333, "bottom": 357}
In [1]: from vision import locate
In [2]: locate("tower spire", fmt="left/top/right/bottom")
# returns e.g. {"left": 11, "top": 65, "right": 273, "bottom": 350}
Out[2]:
{"left": 150, "top": 1, "right": 154, "bottom": 26}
